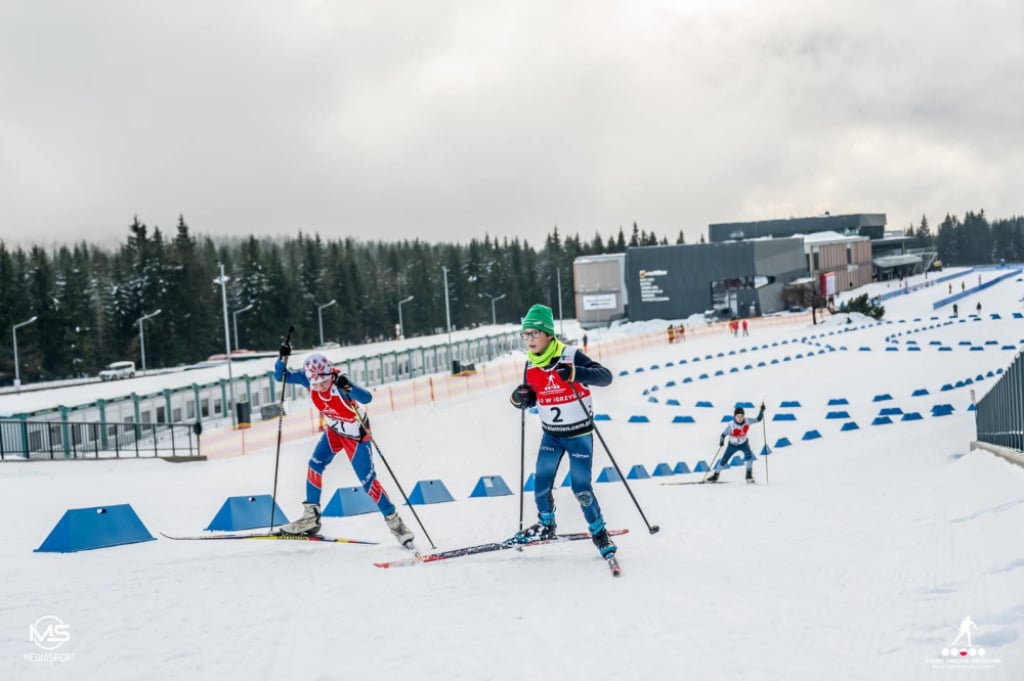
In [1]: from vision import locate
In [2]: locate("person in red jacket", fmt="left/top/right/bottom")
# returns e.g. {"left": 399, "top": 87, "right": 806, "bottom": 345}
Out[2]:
{"left": 273, "top": 346, "right": 415, "bottom": 549}
{"left": 509, "top": 304, "right": 616, "bottom": 559}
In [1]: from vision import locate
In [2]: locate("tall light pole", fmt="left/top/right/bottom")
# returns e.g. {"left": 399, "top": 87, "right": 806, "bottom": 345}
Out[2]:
{"left": 12, "top": 315, "right": 37, "bottom": 392}
{"left": 136, "top": 309, "right": 162, "bottom": 374}
{"left": 232, "top": 303, "right": 254, "bottom": 352}
{"left": 442, "top": 266, "right": 453, "bottom": 362}
{"left": 487, "top": 293, "right": 506, "bottom": 325}
{"left": 214, "top": 264, "right": 236, "bottom": 427}
{"left": 317, "top": 299, "right": 337, "bottom": 347}
{"left": 397, "top": 295, "right": 414, "bottom": 340}
{"left": 556, "top": 268, "right": 565, "bottom": 337}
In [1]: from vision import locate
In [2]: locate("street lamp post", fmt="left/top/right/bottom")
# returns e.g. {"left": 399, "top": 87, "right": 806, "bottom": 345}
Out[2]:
{"left": 12, "top": 315, "right": 38, "bottom": 392}
{"left": 136, "top": 309, "right": 163, "bottom": 374}
{"left": 214, "top": 264, "right": 237, "bottom": 427}
{"left": 442, "top": 266, "right": 453, "bottom": 363}
{"left": 232, "top": 303, "right": 254, "bottom": 352}
{"left": 556, "top": 268, "right": 565, "bottom": 337}
{"left": 397, "top": 295, "right": 414, "bottom": 340}
{"left": 488, "top": 293, "right": 507, "bottom": 325}
{"left": 317, "top": 300, "right": 337, "bottom": 347}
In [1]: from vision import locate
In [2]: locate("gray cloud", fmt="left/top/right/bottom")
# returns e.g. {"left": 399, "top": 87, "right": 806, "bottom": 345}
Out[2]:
{"left": 1, "top": 0, "right": 1021, "bottom": 250}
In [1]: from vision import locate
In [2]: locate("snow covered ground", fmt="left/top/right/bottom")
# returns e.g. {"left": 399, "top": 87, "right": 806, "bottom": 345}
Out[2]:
{"left": 3, "top": 269, "right": 1024, "bottom": 680}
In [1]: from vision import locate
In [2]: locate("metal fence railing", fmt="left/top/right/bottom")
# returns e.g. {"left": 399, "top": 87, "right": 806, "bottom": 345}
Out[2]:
{"left": 975, "top": 351, "right": 1024, "bottom": 451}
{"left": 0, "top": 420, "right": 200, "bottom": 461}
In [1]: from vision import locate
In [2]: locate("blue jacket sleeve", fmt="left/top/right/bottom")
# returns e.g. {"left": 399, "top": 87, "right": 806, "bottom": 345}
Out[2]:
{"left": 275, "top": 359, "right": 310, "bottom": 388}
{"left": 344, "top": 381, "right": 373, "bottom": 404}
{"left": 568, "top": 349, "right": 612, "bottom": 387}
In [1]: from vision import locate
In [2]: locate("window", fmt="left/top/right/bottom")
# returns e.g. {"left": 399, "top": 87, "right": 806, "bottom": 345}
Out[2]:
{"left": 201, "top": 399, "right": 210, "bottom": 418}
{"left": 141, "top": 411, "right": 151, "bottom": 424}
{"left": 812, "top": 252, "right": 820, "bottom": 271}
{"left": 156, "top": 406, "right": 166, "bottom": 423}
{"left": 847, "top": 245, "right": 853, "bottom": 265}
{"left": 214, "top": 399, "right": 221, "bottom": 415}
{"left": 172, "top": 408, "right": 182, "bottom": 422}
{"left": 186, "top": 401, "right": 195, "bottom": 419}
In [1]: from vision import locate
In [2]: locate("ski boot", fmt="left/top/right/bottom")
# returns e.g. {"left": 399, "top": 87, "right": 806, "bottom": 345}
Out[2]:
{"left": 511, "top": 512, "right": 556, "bottom": 544}
{"left": 278, "top": 502, "right": 321, "bottom": 536}
{"left": 745, "top": 468, "right": 755, "bottom": 484}
{"left": 384, "top": 512, "right": 415, "bottom": 549}
{"left": 590, "top": 519, "right": 617, "bottom": 558}
{"left": 706, "top": 470, "right": 721, "bottom": 484}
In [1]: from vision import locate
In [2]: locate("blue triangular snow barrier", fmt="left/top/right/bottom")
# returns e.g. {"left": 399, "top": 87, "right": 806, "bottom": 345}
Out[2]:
{"left": 696, "top": 400, "right": 714, "bottom": 408}
{"left": 666, "top": 398, "right": 681, "bottom": 406}
{"left": 879, "top": 407, "right": 903, "bottom": 416}
{"left": 323, "top": 487, "right": 379, "bottom": 517}
{"left": 871, "top": 416, "right": 893, "bottom": 426}
{"left": 900, "top": 412, "right": 924, "bottom": 422}
{"left": 205, "top": 495, "right": 290, "bottom": 531}
{"left": 841, "top": 421, "right": 860, "bottom": 431}
{"left": 826, "top": 411, "right": 850, "bottom": 419}
{"left": 469, "top": 476, "right": 513, "bottom": 498}
{"left": 562, "top": 473, "right": 572, "bottom": 487}
{"left": 626, "top": 465, "right": 650, "bottom": 479}
{"left": 780, "top": 400, "right": 802, "bottom": 408}
{"left": 801, "top": 430, "right": 821, "bottom": 440}
{"left": 653, "top": 463, "right": 674, "bottom": 476}
{"left": 672, "top": 415, "right": 696, "bottom": 424}
{"left": 628, "top": 415, "right": 650, "bottom": 423}
{"left": 673, "top": 461, "right": 692, "bottom": 474}
{"left": 736, "top": 401, "right": 755, "bottom": 409}
{"left": 721, "top": 415, "right": 734, "bottom": 422}
{"left": 774, "top": 437, "right": 792, "bottom": 448}
{"left": 911, "top": 388, "right": 929, "bottom": 396}
{"left": 407, "top": 479, "right": 455, "bottom": 505}
{"left": 968, "top": 404, "right": 976, "bottom": 411}
{"left": 36, "top": 504, "right": 156, "bottom": 553}
{"left": 523, "top": 473, "right": 536, "bottom": 491}
{"left": 760, "top": 445, "right": 772, "bottom": 456}
{"left": 694, "top": 460, "right": 710, "bottom": 473}
{"left": 594, "top": 413, "right": 611, "bottom": 421}
{"left": 596, "top": 467, "right": 621, "bottom": 482}
{"left": 772, "top": 413, "right": 797, "bottom": 421}
{"left": 872, "top": 393, "right": 893, "bottom": 402}
{"left": 729, "top": 455, "right": 745, "bottom": 467}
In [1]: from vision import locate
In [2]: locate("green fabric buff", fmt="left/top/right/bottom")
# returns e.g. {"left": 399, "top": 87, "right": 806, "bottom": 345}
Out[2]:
{"left": 528, "top": 339, "right": 565, "bottom": 368}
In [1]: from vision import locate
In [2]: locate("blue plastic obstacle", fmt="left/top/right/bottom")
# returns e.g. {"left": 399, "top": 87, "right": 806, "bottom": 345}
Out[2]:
{"left": 523, "top": 473, "right": 536, "bottom": 491}
{"left": 736, "top": 401, "right": 755, "bottom": 409}
{"left": 618, "top": 370, "right": 629, "bottom": 376}
{"left": 826, "top": 411, "right": 850, "bottom": 420}
{"left": 760, "top": 445, "right": 772, "bottom": 456}
{"left": 911, "top": 388, "right": 929, "bottom": 396}
{"left": 940, "top": 383, "right": 954, "bottom": 391}
{"left": 729, "top": 455, "right": 745, "bottom": 467}
{"left": 594, "top": 413, "right": 612, "bottom": 421}
{"left": 931, "top": 404, "right": 955, "bottom": 417}
{"left": 699, "top": 374, "right": 710, "bottom": 380}
{"left": 407, "top": 479, "right": 455, "bottom": 505}
{"left": 802, "top": 430, "right": 822, "bottom": 441}
{"left": 879, "top": 407, "right": 903, "bottom": 416}
{"left": 968, "top": 404, "right": 976, "bottom": 412}
{"left": 562, "top": 473, "right": 572, "bottom": 487}
{"left": 628, "top": 415, "right": 650, "bottom": 423}
{"left": 901, "top": 412, "right": 924, "bottom": 422}
{"left": 715, "top": 370, "right": 725, "bottom": 376}
{"left": 205, "top": 495, "right": 290, "bottom": 531}
{"left": 780, "top": 400, "right": 802, "bottom": 408}
{"left": 696, "top": 400, "right": 714, "bottom": 408}
{"left": 828, "top": 398, "right": 850, "bottom": 406}
{"left": 653, "top": 463, "right": 674, "bottom": 477}
{"left": 720, "top": 415, "right": 734, "bottom": 422}
{"left": 672, "top": 415, "right": 696, "bottom": 424}
{"left": 469, "top": 476, "right": 513, "bottom": 498}
{"left": 666, "top": 398, "right": 680, "bottom": 406}
{"left": 683, "top": 377, "right": 693, "bottom": 383}
{"left": 666, "top": 381, "right": 677, "bottom": 387}
{"left": 841, "top": 421, "right": 860, "bottom": 431}
{"left": 872, "top": 393, "right": 893, "bottom": 402}
{"left": 772, "top": 413, "right": 797, "bottom": 421}
{"left": 627, "top": 465, "right": 650, "bottom": 479}
{"left": 648, "top": 397, "right": 659, "bottom": 403}
{"left": 596, "top": 467, "right": 621, "bottom": 482}
{"left": 36, "top": 504, "right": 156, "bottom": 553}
{"left": 872, "top": 416, "right": 893, "bottom": 426}
{"left": 673, "top": 461, "right": 692, "bottom": 474}
{"left": 323, "top": 487, "right": 379, "bottom": 517}
{"left": 939, "top": 347, "right": 952, "bottom": 352}
{"left": 774, "top": 437, "right": 792, "bottom": 448}
{"left": 694, "top": 460, "right": 710, "bottom": 473}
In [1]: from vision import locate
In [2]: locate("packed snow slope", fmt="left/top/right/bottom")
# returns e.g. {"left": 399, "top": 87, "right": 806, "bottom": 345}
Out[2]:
{"left": 3, "top": 266, "right": 1023, "bottom": 681}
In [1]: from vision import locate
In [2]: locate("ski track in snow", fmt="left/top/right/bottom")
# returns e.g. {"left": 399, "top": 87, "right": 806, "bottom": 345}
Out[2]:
{"left": 2, "top": 266, "right": 1024, "bottom": 680}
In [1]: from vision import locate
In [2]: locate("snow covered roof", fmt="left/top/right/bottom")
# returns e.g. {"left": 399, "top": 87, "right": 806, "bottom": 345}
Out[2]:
{"left": 798, "top": 231, "right": 868, "bottom": 245}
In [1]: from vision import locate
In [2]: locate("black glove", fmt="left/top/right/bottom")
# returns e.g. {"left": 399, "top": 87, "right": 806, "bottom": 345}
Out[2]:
{"left": 513, "top": 384, "right": 537, "bottom": 409}
{"left": 554, "top": 362, "right": 575, "bottom": 382}
{"left": 719, "top": 438, "right": 725, "bottom": 447}
{"left": 279, "top": 341, "right": 292, "bottom": 359}
{"left": 759, "top": 403, "right": 766, "bottom": 415}
{"left": 334, "top": 373, "right": 352, "bottom": 393}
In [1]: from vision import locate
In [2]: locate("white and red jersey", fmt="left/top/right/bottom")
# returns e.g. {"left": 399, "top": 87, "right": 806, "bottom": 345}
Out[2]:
{"left": 721, "top": 414, "right": 762, "bottom": 446}
{"left": 523, "top": 345, "right": 611, "bottom": 438}
{"left": 310, "top": 385, "right": 365, "bottom": 446}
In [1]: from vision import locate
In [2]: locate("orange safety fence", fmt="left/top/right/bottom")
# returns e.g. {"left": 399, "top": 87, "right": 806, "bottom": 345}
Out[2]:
{"left": 201, "top": 312, "right": 816, "bottom": 459}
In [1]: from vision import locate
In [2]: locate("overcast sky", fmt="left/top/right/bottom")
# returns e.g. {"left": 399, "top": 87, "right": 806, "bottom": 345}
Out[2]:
{"left": 1, "top": 0, "right": 1022, "bottom": 250}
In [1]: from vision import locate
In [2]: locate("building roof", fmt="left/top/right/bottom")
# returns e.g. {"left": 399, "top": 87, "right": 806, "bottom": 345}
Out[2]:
{"left": 799, "top": 231, "right": 870, "bottom": 245}
{"left": 873, "top": 254, "right": 922, "bottom": 268}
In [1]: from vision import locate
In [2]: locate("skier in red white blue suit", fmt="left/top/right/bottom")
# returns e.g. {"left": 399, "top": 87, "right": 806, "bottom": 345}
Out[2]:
{"left": 509, "top": 304, "right": 617, "bottom": 559}
{"left": 274, "top": 343, "right": 414, "bottom": 548}
{"left": 708, "top": 404, "right": 766, "bottom": 483}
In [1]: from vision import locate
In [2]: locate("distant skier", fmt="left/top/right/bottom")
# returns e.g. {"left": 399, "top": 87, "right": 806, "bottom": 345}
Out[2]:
{"left": 708, "top": 404, "right": 766, "bottom": 483}
{"left": 509, "top": 303, "right": 617, "bottom": 559}
{"left": 953, "top": 303, "right": 958, "bottom": 318}
{"left": 273, "top": 346, "right": 415, "bottom": 548}
{"left": 976, "top": 301, "right": 982, "bottom": 315}
{"left": 952, "top": 616, "right": 977, "bottom": 647}
{"left": 741, "top": 319, "right": 749, "bottom": 336}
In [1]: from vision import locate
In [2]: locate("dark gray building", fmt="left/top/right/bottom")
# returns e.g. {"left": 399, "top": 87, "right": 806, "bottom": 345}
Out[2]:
{"left": 624, "top": 238, "right": 806, "bottom": 321}
{"left": 708, "top": 213, "right": 887, "bottom": 243}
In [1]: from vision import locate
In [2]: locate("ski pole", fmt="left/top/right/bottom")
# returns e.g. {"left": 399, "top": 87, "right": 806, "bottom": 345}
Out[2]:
{"left": 351, "top": 405, "right": 436, "bottom": 549}
{"left": 269, "top": 325, "right": 295, "bottom": 532}
{"left": 761, "top": 401, "right": 770, "bottom": 485}
{"left": 701, "top": 444, "right": 725, "bottom": 484}
{"left": 568, "top": 382, "right": 660, "bottom": 534}
{"left": 518, "top": 363, "right": 528, "bottom": 534}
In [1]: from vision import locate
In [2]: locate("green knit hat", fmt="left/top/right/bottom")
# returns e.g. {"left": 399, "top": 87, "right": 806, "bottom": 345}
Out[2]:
{"left": 522, "top": 304, "right": 556, "bottom": 336}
